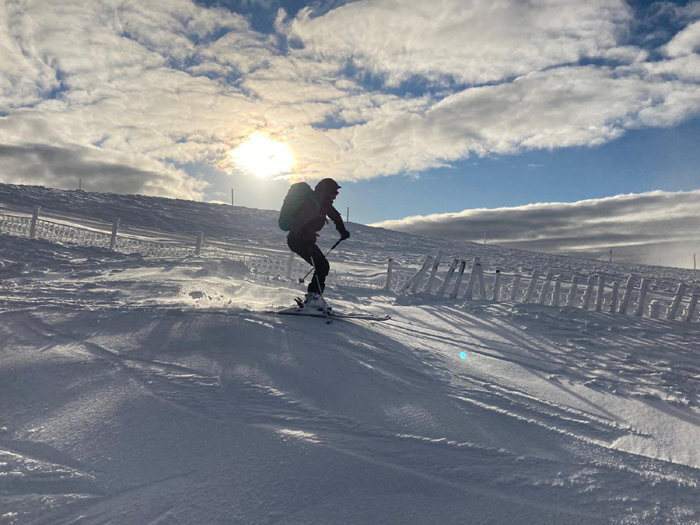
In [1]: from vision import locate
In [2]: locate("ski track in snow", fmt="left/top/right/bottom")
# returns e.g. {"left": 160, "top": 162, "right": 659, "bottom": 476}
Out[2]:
{"left": 2, "top": 190, "right": 700, "bottom": 523}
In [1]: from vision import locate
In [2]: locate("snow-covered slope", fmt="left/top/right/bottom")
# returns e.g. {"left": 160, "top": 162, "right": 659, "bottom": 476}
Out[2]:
{"left": 3, "top": 183, "right": 699, "bottom": 289}
{"left": 2, "top": 184, "right": 700, "bottom": 524}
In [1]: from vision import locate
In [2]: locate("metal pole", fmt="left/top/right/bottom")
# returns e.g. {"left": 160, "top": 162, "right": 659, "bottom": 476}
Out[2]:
{"left": 346, "top": 207, "right": 349, "bottom": 222}
{"left": 231, "top": 189, "right": 234, "bottom": 206}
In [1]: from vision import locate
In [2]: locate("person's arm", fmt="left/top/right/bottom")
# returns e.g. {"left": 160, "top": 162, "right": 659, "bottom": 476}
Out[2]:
{"left": 327, "top": 205, "right": 350, "bottom": 239}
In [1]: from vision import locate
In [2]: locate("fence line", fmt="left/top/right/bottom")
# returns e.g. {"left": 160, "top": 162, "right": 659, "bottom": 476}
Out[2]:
{"left": 0, "top": 210, "right": 390, "bottom": 290}
{"left": 3, "top": 209, "right": 699, "bottom": 320}
{"left": 398, "top": 252, "right": 700, "bottom": 323}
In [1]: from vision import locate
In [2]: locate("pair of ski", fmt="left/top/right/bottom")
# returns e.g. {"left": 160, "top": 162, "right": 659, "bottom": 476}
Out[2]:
{"left": 273, "top": 298, "right": 390, "bottom": 323}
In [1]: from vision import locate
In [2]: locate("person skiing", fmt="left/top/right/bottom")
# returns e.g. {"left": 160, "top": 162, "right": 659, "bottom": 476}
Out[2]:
{"left": 287, "top": 178, "right": 350, "bottom": 310}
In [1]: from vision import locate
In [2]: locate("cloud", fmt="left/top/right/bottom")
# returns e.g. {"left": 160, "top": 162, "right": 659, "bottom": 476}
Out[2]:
{"left": 371, "top": 190, "right": 700, "bottom": 268}
{"left": 295, "top": 64, "right": 700, "bottom": 180}
{"left": 287, "top": 0, "right": 634, "bottom": 86}
{"left": 0, "top": 4, "right": 59, "bottom": 109}
{"left": 664, "top": 19, "right": 700, "bottom": 56}
{"left": 0, "top": 0, "right": 699, "bottom": 195}
{"left": 0, "top": 144, "right": 205, "bottom": 198}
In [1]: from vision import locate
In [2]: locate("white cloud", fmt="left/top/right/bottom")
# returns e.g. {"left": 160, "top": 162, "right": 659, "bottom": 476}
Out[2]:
{"left": 0, "top": 0, "right": 699, "bottom": 197}
{"left": 371, "top": 190, "right": 700, "bottom": 268}
{"left": 664, "top": 19, "right": 700, "bottom": 57}
{"left": 0, "top": 3, "right": 59, "bottom": 109}
{"left": 287, "top": 0, "right": 634, "bottom": 86}
{"left": 294, "top": 65, "right": 700, "bottom": 181}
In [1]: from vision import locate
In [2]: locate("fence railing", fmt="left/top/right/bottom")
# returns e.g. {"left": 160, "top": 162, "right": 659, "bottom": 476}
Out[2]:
{"left": 0, "top": 208, "right": 394, "bottom": 289}
{"left": 397, "top": 253, "right": 700, "bottom": 323}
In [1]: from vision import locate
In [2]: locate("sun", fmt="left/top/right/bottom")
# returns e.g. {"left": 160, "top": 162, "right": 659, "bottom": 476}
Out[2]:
{"left": 229, "top": 134, "right": 296, "bottom": 178}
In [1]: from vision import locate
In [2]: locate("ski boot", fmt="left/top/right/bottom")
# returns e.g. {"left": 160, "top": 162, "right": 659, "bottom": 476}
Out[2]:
{"left": 303, "top": 292, "right": 333, "bottom": 313}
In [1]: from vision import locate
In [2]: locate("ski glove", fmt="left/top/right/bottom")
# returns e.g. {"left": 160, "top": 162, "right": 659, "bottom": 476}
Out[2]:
{"left": 340, "top": 230, "right": 350, "bottom": 240}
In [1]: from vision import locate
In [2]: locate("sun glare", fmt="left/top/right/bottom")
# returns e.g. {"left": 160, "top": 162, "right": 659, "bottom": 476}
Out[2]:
{"left": 230, "top": 134, "right": 296, "bottom": 178}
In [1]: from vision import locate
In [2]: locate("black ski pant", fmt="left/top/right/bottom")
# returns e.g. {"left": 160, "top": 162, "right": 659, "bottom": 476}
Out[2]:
{"left": 287, "top": 236, "right": 329, "bottom": 295}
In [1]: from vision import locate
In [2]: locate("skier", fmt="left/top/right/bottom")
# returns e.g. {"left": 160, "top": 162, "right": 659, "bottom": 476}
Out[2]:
{"left": 287, "top": 178, "right": 350, "bottom": 311}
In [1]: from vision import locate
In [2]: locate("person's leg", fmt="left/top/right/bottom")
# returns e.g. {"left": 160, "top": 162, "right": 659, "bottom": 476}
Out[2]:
{"left": 287, "top": 236, "right": 329, "bottom": 294}
{"left": 306, "top": 244, "right": 329, "bottom": 295}
{"left": 287, "top": 236, "right": 312, "bottom": 265}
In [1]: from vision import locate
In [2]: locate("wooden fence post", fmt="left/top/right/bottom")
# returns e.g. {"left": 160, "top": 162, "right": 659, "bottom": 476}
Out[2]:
{"left": 385, "top": 258, "right": 394, "bottom": 291}
{"left": 668, "top": 283, "right": 688, "bottom": 320}
{"left": 476, "top": 261, "right": 485, "bottom": 299}
{"left": 450, "top": 260, "right": 467, "bottom": 299}
{"left": 566, "top": 276, "right": 579, "bottom": 307}
{"left": 595, "top": 275, "right": 604, "bottom": 312}
{"left": 464, "top": 257, "right": 482, "bottom": 300}
{"left": 424, "top": 250, "right": 443, "bottom": 294}
{"left": 522, "top": 270, "right": 540, "bottom": 303}
{"left": 633, "top": 278, "right": 650, "bottom": 317}
{"left": 109, "top": 219, "right": 120, "bottom": 250}
{"left": 492, "top": 270, "right": 501, "bottom": 302}
{"left": 684, "top": 292, "right": 698, "bottom": 322}
{"left": 581, "top": 275, "right": 595, "bottom": 310}
{"left": 619, "top": 275, "right": 635, "bottom": 315}
{"left": 195, "top": 232, "right": 204, "bottom": 256}
{"left": 538, "top": 272, "right": 553, "bottom": 305}
{"left": 437, "top": 259, "right": 459, "bottom": 298}
{"left": 398, "top": 255, "right": 433, "bottom": 294}
{"left": 411, "top": 255, "right": 433, "bottom": 293}
{"left": 608, "top": 282, "right": 619, "bottom": 313}
{"left": 648, "top": 300, "right": 662, "bottom": 319}
{"left": 509, "top": 274, "right": 521, "bottom": 302}
{"left": 552, "top": 277, "right": 562, "bottom": 307}
{"left": 29, "top": 206, "right": 40, "bottom": 239}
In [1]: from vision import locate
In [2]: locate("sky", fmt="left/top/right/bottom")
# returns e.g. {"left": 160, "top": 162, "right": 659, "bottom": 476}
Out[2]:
{"left": 1, "top": 0, "right": 700, "bottom": 267}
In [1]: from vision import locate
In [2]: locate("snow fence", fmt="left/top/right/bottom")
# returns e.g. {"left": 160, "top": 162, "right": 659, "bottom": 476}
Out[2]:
{"left": 2, "top": 208, "right": 697, "bottom": 321}
{"left": 397, "top": 252, "right": 700, "bottom": 323}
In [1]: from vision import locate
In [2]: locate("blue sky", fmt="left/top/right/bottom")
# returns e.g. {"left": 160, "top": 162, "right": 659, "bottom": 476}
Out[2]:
{"left": 203, "top": 115, "right": 700, "bottom": 225}
{"left": 1, "top": 0, "right": 700, "bottom": 266}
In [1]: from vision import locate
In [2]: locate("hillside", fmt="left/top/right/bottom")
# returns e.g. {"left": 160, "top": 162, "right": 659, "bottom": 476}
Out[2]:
{"left": 1, "top": 184, "right": 700, "bottom": 524}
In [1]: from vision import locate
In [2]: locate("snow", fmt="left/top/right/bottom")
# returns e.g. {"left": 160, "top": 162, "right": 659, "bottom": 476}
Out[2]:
{"left": 2, "top": 183, "right": 700, "bottom": 523}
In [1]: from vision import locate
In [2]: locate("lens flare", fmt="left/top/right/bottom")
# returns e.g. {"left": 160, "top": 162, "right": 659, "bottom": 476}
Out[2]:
{"left": 230, "top": 134, "right": 296, "bottom": 178}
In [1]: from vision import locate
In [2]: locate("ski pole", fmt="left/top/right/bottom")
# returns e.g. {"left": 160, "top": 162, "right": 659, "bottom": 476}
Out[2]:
{"left": 298, "top": 238, "right": 344, "bottom": 284}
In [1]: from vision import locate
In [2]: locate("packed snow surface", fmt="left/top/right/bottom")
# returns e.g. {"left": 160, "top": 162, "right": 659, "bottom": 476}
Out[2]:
{"left": 2, "top": 185, "right": 700, "bottom": 524}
